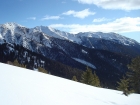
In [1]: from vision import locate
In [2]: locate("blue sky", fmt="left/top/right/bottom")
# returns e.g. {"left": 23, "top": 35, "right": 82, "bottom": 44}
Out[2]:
{"left": 0, "top": 0, "right": 140, "bottom": 42}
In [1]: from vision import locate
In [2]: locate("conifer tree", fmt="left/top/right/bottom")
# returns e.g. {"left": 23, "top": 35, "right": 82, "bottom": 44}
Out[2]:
{"left": 72, "top": 76, "right": 78, "bottom": 82}
{"left": 127, "top": 56, "right": 140, "bottom": 94}
{"left": 80, "top": 67, "right": 100, "bottom": 87}
{"left": 92, "top": 71, "right": 101, "bottom": 87}
{"left": 81, "top": 67, "right": 93, "bottom": 85}
{"left": 38, "top": 67, "right": 47, "bottom": 74}
{"left": 117, "top": 76, "right": 130, "bottom": 96}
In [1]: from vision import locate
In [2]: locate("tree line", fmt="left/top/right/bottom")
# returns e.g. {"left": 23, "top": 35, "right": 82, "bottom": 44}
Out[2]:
{"left": 7, "top": 59, "right": 48, "bottom": 74}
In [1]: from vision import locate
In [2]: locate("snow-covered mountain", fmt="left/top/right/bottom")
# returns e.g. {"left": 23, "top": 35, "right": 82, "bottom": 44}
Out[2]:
{"left": 0, "top": 22, "right": 140, "bottom": 89}
{"left": 0, "top": 22, "right": 139, "bottom": 55}
{"left": 0, "top": 22, "right": 139, "bottom": 47}
{"left": 34, "top": 25, "right": 138, "bottom": 46}
{"left": 0, "top": 63, "right": 140, "bottom": 105}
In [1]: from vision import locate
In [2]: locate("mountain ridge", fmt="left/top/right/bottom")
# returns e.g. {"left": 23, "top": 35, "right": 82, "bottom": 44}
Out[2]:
{"left": 1, "top": 22, "right": 139, "bottom": 46}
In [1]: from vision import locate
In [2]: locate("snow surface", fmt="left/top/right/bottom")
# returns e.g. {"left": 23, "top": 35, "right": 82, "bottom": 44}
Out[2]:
{"left": 73, "top": 58, "right": 96, "bottom": 69}
{"left": 1, "top": 63, "right": 140, "bottom": 105}
{"left": 82, "top": 49, "right": 88, "bottom": 54}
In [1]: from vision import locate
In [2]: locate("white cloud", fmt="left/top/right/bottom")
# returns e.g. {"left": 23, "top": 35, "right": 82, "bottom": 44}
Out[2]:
{"left": 63, "top": 9, "right": 96, "bottom": 19}
{"left": 93, "top": 17, "right": 110, "bottom": 22}
{"left": 41, "top": 16, "right": 61, "bottom": 20}
{"left": 27, "top": 17, "right": 36, "bottom": 20}
{"left": 49, "top": 17, "right": 140, "bottom": 34}
{"left": 76, "top": 0, "right": 140, "bottom": 11}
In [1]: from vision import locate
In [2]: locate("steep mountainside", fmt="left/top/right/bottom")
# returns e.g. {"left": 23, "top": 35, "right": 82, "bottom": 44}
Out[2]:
{"left": 0, "top": 22, "right": 140, "bottom": 88}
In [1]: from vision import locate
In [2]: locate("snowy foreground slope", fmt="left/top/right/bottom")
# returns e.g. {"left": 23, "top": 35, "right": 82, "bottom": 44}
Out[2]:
{"left": 0, "top": 63, "right": 140, "bottom": 105}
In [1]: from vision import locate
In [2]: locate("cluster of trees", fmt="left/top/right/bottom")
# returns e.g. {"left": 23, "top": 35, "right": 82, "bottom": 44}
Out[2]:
{"left": 117, "top": 56, "right": 140, "bottom": 95}
{"left": 72, "top": 67, "right": 101, "bottom": 87}
{"left": 13, "top": 59, "right": 26, "bottom": 68}
{"left": 7, "top": 59, "right": 48, "bottom": 74}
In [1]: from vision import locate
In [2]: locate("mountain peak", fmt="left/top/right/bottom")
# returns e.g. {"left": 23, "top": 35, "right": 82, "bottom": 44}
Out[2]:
{"left": 0, "top": 22, "right": 25, "bottom": 31}
{"left": 3, "top": 22, "right": 24, "bottom": 27}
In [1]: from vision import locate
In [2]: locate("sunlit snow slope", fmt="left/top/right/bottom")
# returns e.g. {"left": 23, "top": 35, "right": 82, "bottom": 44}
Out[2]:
{"left": 0, "top": 63, "right": 140, "bottom": 105}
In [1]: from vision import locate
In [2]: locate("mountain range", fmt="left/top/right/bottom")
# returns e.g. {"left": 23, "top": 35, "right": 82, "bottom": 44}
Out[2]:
{"left": 0, "top": 22, "right": 140, "bottom": 89}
